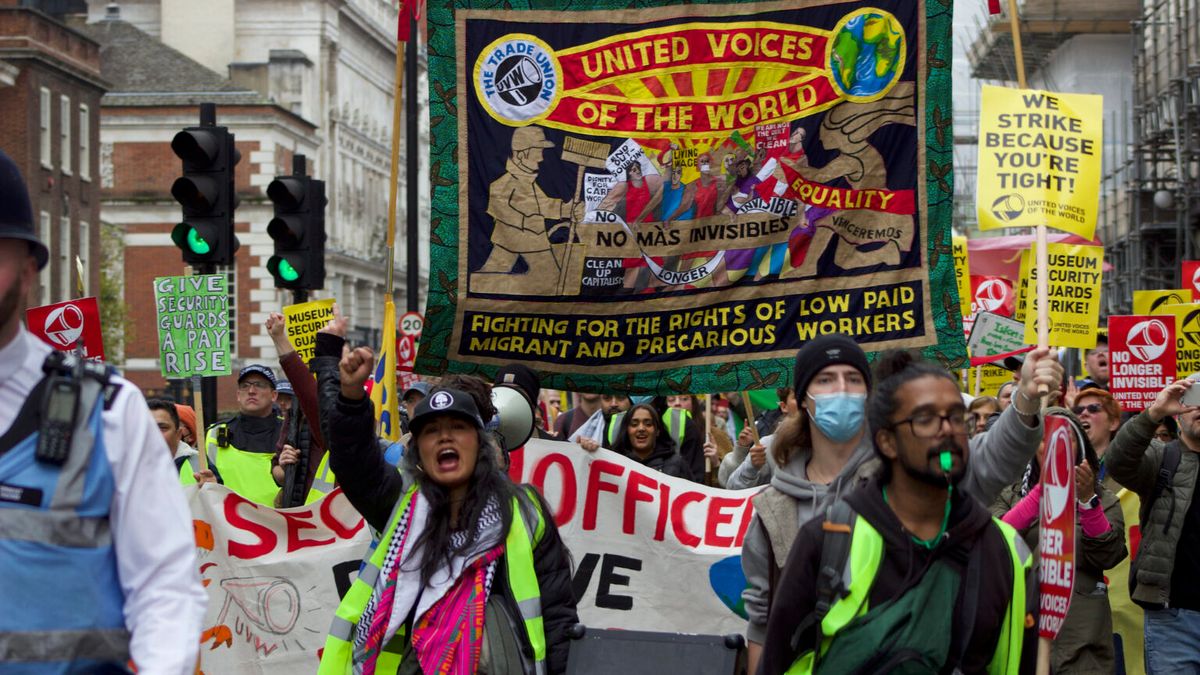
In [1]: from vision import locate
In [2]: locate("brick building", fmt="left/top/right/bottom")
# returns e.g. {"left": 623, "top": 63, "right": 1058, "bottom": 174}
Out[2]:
{"left": 0, "top": 0, "right": 105, "bottom": 309}
{"left": 76, "top": 11, "right": 319, "bottom": 411}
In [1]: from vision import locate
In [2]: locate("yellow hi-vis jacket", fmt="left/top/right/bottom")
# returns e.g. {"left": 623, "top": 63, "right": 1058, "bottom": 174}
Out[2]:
{"left": 204, "top": 422, "right": 280, "bottom": 506}
{"left": 319, "top": 484, "right": 548, "bottom": 674}
{"left": 786, "top": 515, "right": 1031, "bottom": 674}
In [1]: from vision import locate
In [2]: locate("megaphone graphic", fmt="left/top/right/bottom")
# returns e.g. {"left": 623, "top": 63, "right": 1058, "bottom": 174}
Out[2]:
{"left": 218, "top": 577, "right": 300, "bottom": 635}
{"left": 491, "top": 385, "right": 534, "bottom": 451}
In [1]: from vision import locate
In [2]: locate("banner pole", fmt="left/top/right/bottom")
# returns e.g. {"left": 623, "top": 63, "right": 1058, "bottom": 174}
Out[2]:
{"left": 384, "top": 36, "right": 407, "bottom": 295}
{"left": 740, "top": 391, "right": 760, "bottom": 445}
{"left": 704, "top": 395, "right": 713, "bottom": 476}
{"left": 1006, "top": 0, "right": 1027, "bottom": 88}
{"left": 192, "top": 374, "right": 208, "bottom": 473}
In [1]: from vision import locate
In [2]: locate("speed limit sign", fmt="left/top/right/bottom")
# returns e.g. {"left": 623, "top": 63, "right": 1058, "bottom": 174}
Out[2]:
{"left": 399, "top": 311, "right": 424, "bottom": 338}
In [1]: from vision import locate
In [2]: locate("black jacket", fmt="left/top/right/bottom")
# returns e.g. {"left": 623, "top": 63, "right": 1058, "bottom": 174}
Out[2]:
{"left": 614, "top": 431, "right": 693, "bottom": 481}
{"left": 759, "top": 479, "right": 1037, "bottom": 675}
{"left": 326, "top": 387, "right": 578, "bottom": 674}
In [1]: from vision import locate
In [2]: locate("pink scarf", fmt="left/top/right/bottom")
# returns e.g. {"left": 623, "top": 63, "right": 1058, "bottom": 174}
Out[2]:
{"left": 411, "top": 543, "right": 505, "bottom": 674}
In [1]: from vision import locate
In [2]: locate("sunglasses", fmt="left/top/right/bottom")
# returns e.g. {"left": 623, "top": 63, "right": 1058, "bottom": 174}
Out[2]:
{"left": 1072, "top": 403, "right": 1105, "bottom": 415}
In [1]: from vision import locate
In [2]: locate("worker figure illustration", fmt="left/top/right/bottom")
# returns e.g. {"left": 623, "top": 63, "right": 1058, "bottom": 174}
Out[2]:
{"left": 475, "top": 126, "right": 584, "bottom": 295}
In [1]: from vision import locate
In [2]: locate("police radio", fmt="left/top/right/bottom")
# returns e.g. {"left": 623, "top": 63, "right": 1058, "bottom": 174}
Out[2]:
{"left": 37, "top": 353, "right": 82, "bottom": 465}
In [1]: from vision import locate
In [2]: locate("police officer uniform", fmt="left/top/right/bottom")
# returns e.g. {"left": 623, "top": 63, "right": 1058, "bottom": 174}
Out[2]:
{"left": 0, "top": 149, "right": 206, "bottom": 672}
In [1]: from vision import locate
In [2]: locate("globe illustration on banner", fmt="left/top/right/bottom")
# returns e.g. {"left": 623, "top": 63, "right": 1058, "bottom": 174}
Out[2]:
{"left": 829, "top": 10, "right": 905, "bottom": 99}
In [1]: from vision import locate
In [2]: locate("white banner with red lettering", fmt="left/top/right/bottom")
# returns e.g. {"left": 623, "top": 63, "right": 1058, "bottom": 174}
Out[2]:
{"left": 509, "top": 440, "right": 758, "bottom": 635}
{"left": 187, "top": 484, "right": 370, "bottom": 673}
{"left": 186, "top": 440, "right": 759, "bottom": 672}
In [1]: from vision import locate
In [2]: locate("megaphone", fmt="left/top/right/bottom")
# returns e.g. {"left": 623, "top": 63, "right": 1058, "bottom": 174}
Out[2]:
{"left": 491, "top": 385, "right": 534, "bottom": 451}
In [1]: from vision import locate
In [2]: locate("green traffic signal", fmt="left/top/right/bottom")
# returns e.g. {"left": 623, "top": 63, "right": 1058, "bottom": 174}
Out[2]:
{"left": 186, "top": 228, "right": 211, "bottom": 254}
{"left": 278, "top": 259, "right": 299, "bottom": 282}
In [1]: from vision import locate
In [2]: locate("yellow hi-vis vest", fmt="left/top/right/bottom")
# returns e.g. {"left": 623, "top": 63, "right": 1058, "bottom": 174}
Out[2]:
{"left": 205, "top": 423, "right": 280, "bottom": 506}
{"left": 662, "top": 408, "right": 691, "bottom": 447}
{"left": 786, "top": 516, "right": 1031, "bottom": 674}
{"left": 319, "top": 484, "right": 548, "bottom": 675}
{"left": 304, "top": 451, "right": 336, "bottom": 505}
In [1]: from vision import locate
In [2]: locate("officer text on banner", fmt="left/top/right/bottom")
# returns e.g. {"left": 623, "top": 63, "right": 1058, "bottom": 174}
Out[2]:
{"left": 976, "top": 85, "right": 1102, "bottom": 240}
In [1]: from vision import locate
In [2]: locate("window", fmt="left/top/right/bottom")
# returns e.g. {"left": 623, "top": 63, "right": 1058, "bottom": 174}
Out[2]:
{"left": 59, "top": 95, "right": 71, "bottom": 175}
{"left": 39, "top": 212, "right": 51, "bottom": 305}
{"left": 39, "top": 88, "right": 51, "bottom": 169}
{"left": 78, "top": 221, "right": 89, "bottom": 295}
{"left": 79, "top": 105, "right": 90, "bottom": 181}
{"left": 59, "top": 215, "right": 71, "bottom": 298}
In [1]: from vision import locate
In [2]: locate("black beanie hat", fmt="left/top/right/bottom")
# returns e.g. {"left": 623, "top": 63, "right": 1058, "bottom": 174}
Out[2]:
{"left": 495, "top": 363, "right": 540, "bottom": 407}
{"left": 793, "top": 333, "right": 871, "bottom": 395}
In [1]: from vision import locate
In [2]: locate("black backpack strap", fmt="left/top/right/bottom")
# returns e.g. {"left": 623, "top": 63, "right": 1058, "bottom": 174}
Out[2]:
{"left": 1142, "top": 442, "right": 1182, "bottom": 535}
{"left": 790, "top": 500, "right": 857, "bottom": 654}
{"left": 955, "top": 539, "right": 986, "bottom": 664}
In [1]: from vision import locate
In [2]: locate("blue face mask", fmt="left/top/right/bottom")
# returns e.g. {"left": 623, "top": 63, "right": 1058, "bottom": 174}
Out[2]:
{"left": 807, "top": 392, "right": 867, "bottom": 442}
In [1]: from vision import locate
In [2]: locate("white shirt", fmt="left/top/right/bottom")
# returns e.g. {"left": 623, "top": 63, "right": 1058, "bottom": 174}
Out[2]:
{"left": 0, "top": 326, "right": 206, "bottom": 674}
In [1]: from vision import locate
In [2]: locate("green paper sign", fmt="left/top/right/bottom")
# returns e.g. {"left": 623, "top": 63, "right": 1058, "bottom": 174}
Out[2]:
{"left": 154, "top": 274, "right": 231, "bottom": 378}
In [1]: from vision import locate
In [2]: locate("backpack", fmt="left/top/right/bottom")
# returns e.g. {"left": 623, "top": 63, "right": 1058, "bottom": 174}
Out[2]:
{"left": 790, "top": 501, "right": 986, "bottom": 674}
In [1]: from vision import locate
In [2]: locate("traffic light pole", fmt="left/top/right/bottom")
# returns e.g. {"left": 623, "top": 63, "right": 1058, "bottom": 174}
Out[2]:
{"left": 193, "top": 261, "right": 219, "bottom": 434}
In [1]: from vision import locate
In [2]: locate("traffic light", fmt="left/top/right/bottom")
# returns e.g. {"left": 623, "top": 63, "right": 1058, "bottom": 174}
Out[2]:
{"left": 266, "top": 155, "right": 326, "bottom": 290}
{"left": 170, "top": 103, "right": 239, "bottom": 266}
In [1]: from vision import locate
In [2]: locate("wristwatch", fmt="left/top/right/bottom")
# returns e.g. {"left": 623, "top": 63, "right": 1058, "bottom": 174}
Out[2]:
{"left": 1078, "top": 494, "right": 1101, "bottom": 510}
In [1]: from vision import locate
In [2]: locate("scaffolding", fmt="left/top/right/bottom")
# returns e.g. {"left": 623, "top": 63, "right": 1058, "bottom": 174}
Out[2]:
{"left": 1101, "top": 0, "right": 1200, "bottom": 314}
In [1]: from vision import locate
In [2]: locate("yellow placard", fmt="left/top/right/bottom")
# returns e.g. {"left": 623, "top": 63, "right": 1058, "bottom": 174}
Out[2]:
{"left": 965, "top": 364, "right": 1015, "bottom": 398}
{"left": 1133, "top": 289, "right": 1191, "bottom": 317}
{"left": 976, "top": 85, "right": 1103, "bottom": 239}
{"left": 283, "top": 298, "right": 337, "bottom": 363}
{"left": 1158, "top": 303, "right": 1200, "bottom": 377}
{"left": 1018, "top": 243, "right": 1103, "bottom": 349}
{"left": 1013, "top": 248, "right": 1033, "bottom": 322}
{"left": 953, "top": 235, "right": 972, "bottom": 316}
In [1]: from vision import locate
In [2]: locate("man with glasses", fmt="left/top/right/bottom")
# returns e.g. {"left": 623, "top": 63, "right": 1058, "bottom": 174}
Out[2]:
{"left": 758, "top": 351, "right": 1036, "bottom": 673}
{"left": 1108, "top": 379, "right": 1200, "bottom": 672}
{"left": 204, "top": 365, "right": 283, "bottom": 504}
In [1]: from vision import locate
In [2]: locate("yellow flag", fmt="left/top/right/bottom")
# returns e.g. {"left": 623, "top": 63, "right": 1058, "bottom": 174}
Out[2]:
{"left": 370, "top": 299, "right": 401, "bottom": 442}
{"left": 1108, "top": 487, "right": 1144, "bottom": 675}
{"left": 976, "top": 85, "right": 1103, "bottom": 239}
{"left": 953, "top": 235, "right": 972, "bottom": 316}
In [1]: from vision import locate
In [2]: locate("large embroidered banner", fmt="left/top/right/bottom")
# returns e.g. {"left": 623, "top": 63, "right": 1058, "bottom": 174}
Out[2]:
{"left": 416, "top": 0, "right": 965, "bottom": 393}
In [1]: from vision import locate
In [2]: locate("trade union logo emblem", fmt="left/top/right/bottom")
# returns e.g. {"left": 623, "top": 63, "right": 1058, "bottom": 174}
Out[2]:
{"left": 430, "top": 391, "right": 454, "bottom": 410}
{"left": 475, "top": 34, "right": 562, "bottom": 125}
{"left": 1127, "top": 319, "right": 1170, "bottom": 362}
{"left": 973, "top": 278, "right": 1011, "bottom": 313}
{"left": 43, "top": 303, "right": 85, "bottom": 347}
{"left": 1042, "top": 423, "right": 1074, "bottom": 522}
{"left": 990, "top": 193, "right": 1026, "bottom": 222}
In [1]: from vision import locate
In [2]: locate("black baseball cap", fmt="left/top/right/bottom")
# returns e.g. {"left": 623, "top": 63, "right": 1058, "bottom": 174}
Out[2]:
{"left": 238, "top": 364, "right": 277, "bottom": 388}
{"left": 409, "top": 387, "right": 485, "bottom": 436}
